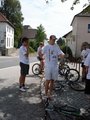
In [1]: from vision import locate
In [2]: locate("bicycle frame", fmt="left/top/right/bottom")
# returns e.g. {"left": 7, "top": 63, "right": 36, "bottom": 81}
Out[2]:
{"left": 45, "top": 103, "right": 87, "bottom": 120}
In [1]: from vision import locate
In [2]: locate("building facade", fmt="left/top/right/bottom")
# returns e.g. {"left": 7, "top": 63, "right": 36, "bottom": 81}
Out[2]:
{"left": 0, "top": 12, "right": 14, "bottom": 55}
{"left": 71, "top": 14, "right": 90, "bottom": 57}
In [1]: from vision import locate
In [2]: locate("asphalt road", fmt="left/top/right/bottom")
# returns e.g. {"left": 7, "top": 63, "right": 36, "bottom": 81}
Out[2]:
{"left": 0, "top": 56, "right": 37, "bottom": 69}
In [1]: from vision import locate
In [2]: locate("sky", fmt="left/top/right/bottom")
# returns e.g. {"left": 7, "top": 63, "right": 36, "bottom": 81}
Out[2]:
{"left": 19, "top": 0, "right": 89, "bottom": 38}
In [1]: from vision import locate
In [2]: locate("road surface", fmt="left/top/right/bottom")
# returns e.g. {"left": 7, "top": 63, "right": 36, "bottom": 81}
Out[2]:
{"left": 0, "top": 56, "right": 37, "bottom": 69}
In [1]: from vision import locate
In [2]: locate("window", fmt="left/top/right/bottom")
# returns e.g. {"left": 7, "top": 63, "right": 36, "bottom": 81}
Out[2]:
{"left": 88, "top": 24, "right": 90, "bottom": 33}
{"left": 1, "top": 40, "right": 4, "bottom": 43}
{"left": 7, "top": 38, "right": 8, "bottom": 47}
{"left": 9, "top": 38, "right": 10, "bottom": 47}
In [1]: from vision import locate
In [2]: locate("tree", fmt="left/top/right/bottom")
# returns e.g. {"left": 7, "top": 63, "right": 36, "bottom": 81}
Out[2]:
{"left": 45, "top": 0, "right": 90, "bottom": 10}
{"left": 61, "top": 0, "right": 90, "bottom": 10}
{"left": 0, "top": 0, "right": 23, "bottom": 47}
{"left": 35, "top": 24, "right": 47, "bottom": 51}
{"left": 57, "top": 38, "right": 73, "bottom": 57}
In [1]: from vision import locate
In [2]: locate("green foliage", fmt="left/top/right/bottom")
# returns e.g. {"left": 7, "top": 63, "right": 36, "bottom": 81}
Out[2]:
{"left": 29, "top": 46, "right": 35, "bottom": 53}
{"left": 61, "top": 0, "right": 90, "bottom": 10}
{"left": 81, "top": 5, "right": 90, "bottom": 13}
{"left": 0, "top": 0, "right": 23, "bottom": 47}
{"left": 61, "top": 46, "right": 73, "bottom": 57}
{"left": 35, "top": 24, "right": 47, "bottom": 50}
{"left": 29, "top": 40, "right": 35, "bottom": 49}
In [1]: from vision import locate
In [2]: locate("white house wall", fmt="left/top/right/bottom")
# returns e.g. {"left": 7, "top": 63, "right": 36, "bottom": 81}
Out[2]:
{"left": 0, "top": 22, "right": 14, "bottom": 49}
{"left": 0, "top": 22, "right": 6, "bottom": 48}
{"left": 6, "top": 23, "right": 14, "bottom": 49}
{"left": 76, "top": 17, "right": 90, "bottom": 57}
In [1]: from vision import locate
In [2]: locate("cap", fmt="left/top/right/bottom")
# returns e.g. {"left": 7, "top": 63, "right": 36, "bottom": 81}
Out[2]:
{"left": 50, "top": 35, "right": 57, "bottom": 40}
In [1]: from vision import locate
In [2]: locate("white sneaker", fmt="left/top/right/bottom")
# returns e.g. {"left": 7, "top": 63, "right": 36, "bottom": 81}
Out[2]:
{"left": 23, "top": 86, "right": 29, "bottom": 89}
{"left": 19, "top": 87, "right": 26, "bottom": 92}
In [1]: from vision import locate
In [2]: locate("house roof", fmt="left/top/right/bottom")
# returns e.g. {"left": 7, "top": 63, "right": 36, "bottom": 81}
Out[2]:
{"left": 62, "top": 31, "right": 72, "bottom": 38}
{"left": 71, "top": 5, "right": 90, "bottom": 26}
{"left": 21, "top": 25, "right": 37, "bottom": 39}
{"left": 0, "top": 12, "right": 14, "bottom": 28}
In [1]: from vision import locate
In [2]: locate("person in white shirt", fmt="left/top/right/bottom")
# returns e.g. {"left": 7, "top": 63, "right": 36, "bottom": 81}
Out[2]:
{"left": 84, "top": 52, "right": 90, "bottom": 97}
{"left": 80, "top": 45, "right": 87, "bottom": 82}
{"left": 85, "top": 43, "right": 90, "bottom": 58}
{"left": 37, "top": 42, "right": 44, "bottom": 72}
{"left": 42, "top": 35, "right": 64, "bottom": 98}
{"left": 19, "top": 37, "right": 29, "bottom": 92}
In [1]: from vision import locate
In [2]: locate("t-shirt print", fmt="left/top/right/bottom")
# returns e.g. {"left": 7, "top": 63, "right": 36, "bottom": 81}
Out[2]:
{"left": 49, "top": 48, "right": 57, "bottom": 61}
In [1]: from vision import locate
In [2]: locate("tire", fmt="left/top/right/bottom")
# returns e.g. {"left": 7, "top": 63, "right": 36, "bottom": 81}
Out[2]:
{"left": 69, "top": 82, "right": 85, "bottom": 91}
{"left": 54, "top": 104, "right": 80, "bottom": 113}
{"left": 32, "top": 63, "right": 41, "bottom": 75}
{"left": 66, "top": 69, "right": 80, "bottom": 82}
{"left": 58, "top": 64, "right": 70, "bottom": 76}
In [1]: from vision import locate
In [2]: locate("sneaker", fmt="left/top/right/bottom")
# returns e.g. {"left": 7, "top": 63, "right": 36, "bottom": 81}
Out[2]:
{"left": 19, "top": 87, "right": 26, "bottom": 92}
{"left": 23, "top": 86, "right": 29, "bottom": 89}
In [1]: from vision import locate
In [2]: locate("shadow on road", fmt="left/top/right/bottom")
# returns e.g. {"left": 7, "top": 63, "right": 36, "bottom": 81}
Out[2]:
{"left": 0, "top": 83, "right": 44, "bottom": 120}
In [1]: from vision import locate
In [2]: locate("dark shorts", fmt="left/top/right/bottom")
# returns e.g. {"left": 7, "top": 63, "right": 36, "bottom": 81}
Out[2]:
{"left": 20, "top": 62, "right": 29, "bottom": 76}
{"left": 85, "top": 79, "right": 90, "bottom": 95}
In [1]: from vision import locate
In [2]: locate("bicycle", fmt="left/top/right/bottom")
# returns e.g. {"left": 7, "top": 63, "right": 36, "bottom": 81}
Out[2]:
{"left": 44, "top": 98, "right": 90, "bottom": 120}
{"left": 58, "top": 67, "right": 80, "bottom": 83}
{"left": 54, "top": 69, "right": 82, "bottom": 93}
{"left": 68, "top": 81, "right": 85, "bottom": 91}
{"left": 32, "top": 57, "right": 44, "bottom": 75}
{"left": 32, "top": 63, "right": 41, "bottom": 75}
{"left": 58, "top": 60, "right": 80, "bottom": 82}
{"left": 58, "top": 62, "right": 70, "bottom": 76}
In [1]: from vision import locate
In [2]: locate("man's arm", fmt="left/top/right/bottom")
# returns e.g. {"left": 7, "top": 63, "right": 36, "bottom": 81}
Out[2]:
{"left": 25, "top": 46, "right": 29, "bottom": 57}
{"left": 85, "top": 66, "right": 89, "bottom": 74}
{"left": 59, "top": 53, "right": 65, "bottom": 58}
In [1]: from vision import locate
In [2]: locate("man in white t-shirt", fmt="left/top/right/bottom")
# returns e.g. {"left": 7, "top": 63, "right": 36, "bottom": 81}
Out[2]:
{"left": 85, "top": 43, "right": 90, "bottom": 58}
{"left": 80, "top": 45, "right": 87, "bottom": 81}
{"left": 19, "top": 37, "right": 29, "bottom": 92}
{"left": 84, "top": 53, "right": 90, "bottom": 97}
{"left": 42, "top": 35, "right": 64, "bottom": 98}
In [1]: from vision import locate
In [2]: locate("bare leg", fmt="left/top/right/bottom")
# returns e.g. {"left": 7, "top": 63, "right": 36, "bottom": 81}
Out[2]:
{"left": 19, "top": 75, "right": 26, "bottom": 87}
{"left": 45, "top": 80, "right": 50, "bottom": 96}
{"left": 40, "top": 60, "right": 44, "bottom": 72}
{"left": 49, "top": 80, "right": 54, "bottom": 96}
{"left": 82, "top": 67, "right": 86, "bottom": 82}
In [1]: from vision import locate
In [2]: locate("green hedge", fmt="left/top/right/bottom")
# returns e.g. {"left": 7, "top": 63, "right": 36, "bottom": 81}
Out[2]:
{"left": 29, "top": 47, "right": 35, "bottom": 53}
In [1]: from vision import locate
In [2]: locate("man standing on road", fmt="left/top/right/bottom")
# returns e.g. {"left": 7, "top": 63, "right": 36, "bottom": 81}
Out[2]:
{"left": 42, "top": 35, "right": 64, "bottom": 98}
{"left": 19, "top": 37, "right": 29, "bottom": 92}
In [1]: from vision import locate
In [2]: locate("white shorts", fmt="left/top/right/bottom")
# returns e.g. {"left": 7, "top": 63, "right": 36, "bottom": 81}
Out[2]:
{"left": 45, "top": 65, "right": 58, "bottom": 80}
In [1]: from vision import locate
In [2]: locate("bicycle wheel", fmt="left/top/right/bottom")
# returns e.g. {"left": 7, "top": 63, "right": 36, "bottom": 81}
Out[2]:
{"left": 69, "top": 81, "right": 85, "bottom": 91}
{"left": 32, "top": 63, "right": 41, "bottom": 75}
{"left": 54, "top": 104, "right": 80, "bottom": 113}
{"left": 66, "top": 69, "right": 80, "bottom": 82}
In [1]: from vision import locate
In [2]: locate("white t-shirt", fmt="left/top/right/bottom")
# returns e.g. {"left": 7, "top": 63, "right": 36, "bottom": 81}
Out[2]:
{"left": 81, "top": 49, "right": 86, "bottom": 63}
{"left": 19, "top": 45, "right": 29, "bottom": 64}
{"left": 37, "top": 46, "right": 42, "bottom": 56}
{"left": 42, "top": 44, "right": 64, "bottom": 67}
{"left": 84, "top": 48, "right": 90, "bottom": 58}
{"left": 84, "top": 53, "right": 90, "bottom": 79}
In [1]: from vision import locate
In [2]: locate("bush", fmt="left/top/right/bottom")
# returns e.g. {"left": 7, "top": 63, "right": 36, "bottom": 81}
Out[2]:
{"left": 61, "top": 46, "right": 73, "bottom": 57}
{"left": 29, "top": 47, "right": 35, "bottom": 53}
